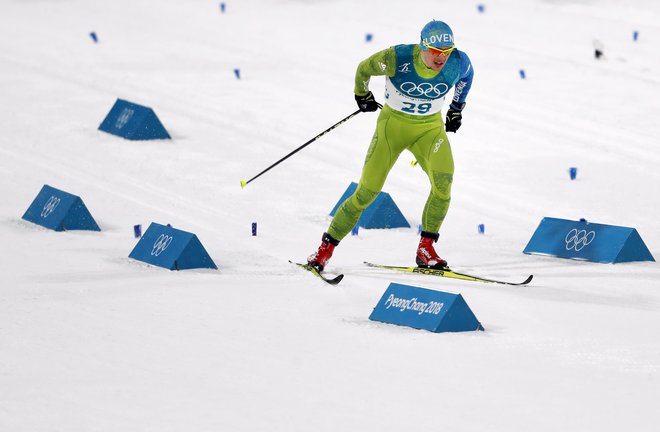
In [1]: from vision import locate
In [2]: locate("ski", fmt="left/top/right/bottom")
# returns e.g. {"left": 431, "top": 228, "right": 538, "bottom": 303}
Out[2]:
{"left": 363, "top": 262, "right": 533, "bottom": 286}
{"left": 290, "top": 261, "right": 344, "bottom": 285}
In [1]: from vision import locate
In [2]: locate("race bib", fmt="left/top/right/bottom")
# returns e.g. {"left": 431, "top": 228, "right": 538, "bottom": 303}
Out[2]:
{"left": 385, "top": 77, "right": 447, "bottom": 116}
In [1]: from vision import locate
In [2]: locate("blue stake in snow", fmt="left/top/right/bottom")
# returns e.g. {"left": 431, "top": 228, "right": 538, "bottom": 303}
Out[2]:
{"left": 569, "top": 167, "right": 577, "bottom": 180}
{"left": 252, "top": 222, "right": 257, "bottom": 236}
{"left": 89, "top": 32, "right": 98, "bottom": 43}
{"left": 351, "top": 226, "right": 359, "bottom": 236}
{"left": 477, "top": 4, "right": 486, "bottom": 13}
{"left": 234, "top": 68, "right": 241, "bottom": 79}
{"left": 519, "top": 69, "right": 526, "bottom": 79}
{"left": 478, "top": 224, "right": 485, "bottom": 235}
{"left": 365, "top": 33, "right": 373, "bottom": 42}
{"left": 220, "top": 2, "right": 226, "bottom": 13}
{"left": 133, "top": 224, "right": 142, "bottom": 238}
{"left": 633, "top": 30, "right": 639, "bottom": 41}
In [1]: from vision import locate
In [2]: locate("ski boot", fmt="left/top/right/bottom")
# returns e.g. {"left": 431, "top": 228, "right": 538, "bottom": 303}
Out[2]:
{"left": 307, "top": 232, "right": 340, "bottom": 272}
{"left": 416, "top": 231, "right": 448, "bottom": 269}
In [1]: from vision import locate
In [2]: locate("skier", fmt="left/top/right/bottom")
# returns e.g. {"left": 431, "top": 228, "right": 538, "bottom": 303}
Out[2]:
{"left": 307, "top": 20, "right": 474, "bottom": 272}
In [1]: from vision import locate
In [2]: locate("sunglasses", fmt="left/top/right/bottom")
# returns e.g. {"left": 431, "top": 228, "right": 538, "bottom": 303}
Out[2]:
{"left": 423, "top": 42, "right": 455, "bottom": 56}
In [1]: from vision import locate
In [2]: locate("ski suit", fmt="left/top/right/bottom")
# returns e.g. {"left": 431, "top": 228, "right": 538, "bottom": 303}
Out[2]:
{"left": 327, "top": 43, "right": 474, "bottom": 241}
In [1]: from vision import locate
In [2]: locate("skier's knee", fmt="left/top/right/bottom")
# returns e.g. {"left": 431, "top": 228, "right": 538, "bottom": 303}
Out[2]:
{"left": 351, "top": 184, "right": 379, "bottom": 210}
{"left": 430, "top": 171, "right": 453, "bottom": 199}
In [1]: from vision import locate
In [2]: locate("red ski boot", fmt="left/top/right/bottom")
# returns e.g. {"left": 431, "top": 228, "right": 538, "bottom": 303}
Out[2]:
{"left": 416, "top": 231, "right": 448, "bottom": 269}
{"left": 307, "top": 232, "right": 340, "bottom": 272}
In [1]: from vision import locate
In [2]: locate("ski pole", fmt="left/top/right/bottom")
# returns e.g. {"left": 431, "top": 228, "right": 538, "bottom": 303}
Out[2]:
{"left": 240, "top": 108, "right": 373, "bottom": 188}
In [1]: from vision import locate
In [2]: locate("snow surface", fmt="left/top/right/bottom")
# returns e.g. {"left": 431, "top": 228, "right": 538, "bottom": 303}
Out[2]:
{"left": 1, "top": 0, "right": 659, "bottom": 430}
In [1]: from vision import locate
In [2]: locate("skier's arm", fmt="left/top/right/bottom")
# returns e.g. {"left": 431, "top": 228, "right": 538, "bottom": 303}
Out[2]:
{"left": 354, "top": 47, "right": 397, "bottom": 96}
{"left": 450, "top": 51, "right": 474, "bottom": 108}
{"left": 445, "top": 51, "right": 475, "bottom": 132}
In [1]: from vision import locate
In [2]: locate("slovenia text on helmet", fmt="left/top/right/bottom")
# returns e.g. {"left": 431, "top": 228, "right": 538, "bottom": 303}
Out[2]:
{"left": 420, "top": 20, "right": 454, "bottom": 51}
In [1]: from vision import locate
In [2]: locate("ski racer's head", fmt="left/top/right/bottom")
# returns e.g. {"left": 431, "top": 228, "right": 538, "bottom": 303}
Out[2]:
{"left": 420, "top": 20, "right": 455, "bottom": 71}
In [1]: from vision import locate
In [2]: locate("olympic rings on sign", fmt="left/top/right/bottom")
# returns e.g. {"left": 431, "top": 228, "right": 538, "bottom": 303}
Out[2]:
{"left": 151, "top": 234, "right": 173, "bottom": 256}
{"left": 115, "top": 108, "right": 134, "bottom": 130}
{"left": 565, "top": 228, "right": 596, "bottom": 252}
{"left": 41, "top": 196, "right": 61, "bottom": 218}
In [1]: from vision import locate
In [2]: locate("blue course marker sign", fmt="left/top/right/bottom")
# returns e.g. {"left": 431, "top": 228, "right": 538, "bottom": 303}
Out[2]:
{"left": 369, "top": 283, "right": 484, "bottom": 333}
{"left": 330, "top": 182, "right": 409, "bottom": 229}
{"left": 524, "top": 217, "right": 654, "bottom": 263}
{"left": 98, "top": 98, "right": 171, "bottom": 140}
{"left": 128, "top": 222, "right": 217, "bottom": 270}
{"left": 22, "top": 184, "right": 100, "bottom": 232}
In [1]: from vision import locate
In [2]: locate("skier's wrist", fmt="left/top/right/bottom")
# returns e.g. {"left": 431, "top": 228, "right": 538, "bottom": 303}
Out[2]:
{"left": 449, "top": 101, "right": 466, "bottom": 111}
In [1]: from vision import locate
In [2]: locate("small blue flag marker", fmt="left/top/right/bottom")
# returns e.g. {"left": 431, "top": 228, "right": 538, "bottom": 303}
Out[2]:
{"left": 234, "top": 68, "right": 241, "bottom": 79}
{"left": 89, "top": 32, "right": 98, "bottom": 43}
{"left": 252, "top": 222, "right": 257, "bottom": 236}
{"left": 351, "top": 226, "right": 359, "bottom": 236}
{"left": 569, "top": 167, "right": 577, "bottom": 180}
{"left": 633, "top": 31, "right": 639, "bottom": 42}
{"left": 519, "top": 69, "right": 526, "bottom": 79}
{"left": 133, "top": 224, "right": 142, "bottom": 238}
{"left": 365, "top": 33, "right": 373, "bottom": 42}
{"left": 478, "top": 224, "right": 485, "bottom": 235}
{"left": 220, "top": 3, "right": 226, "bottom": 13}
{"left": 477, "top": 4, "right": 485, "bottom": 13}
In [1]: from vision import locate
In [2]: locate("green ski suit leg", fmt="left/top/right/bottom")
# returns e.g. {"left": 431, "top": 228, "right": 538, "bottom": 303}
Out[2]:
{"left": 327, "top": 105, "right": 454, "bottom": 241}
{"left": 409, "top": 122, "right": 454, "bottom": 234}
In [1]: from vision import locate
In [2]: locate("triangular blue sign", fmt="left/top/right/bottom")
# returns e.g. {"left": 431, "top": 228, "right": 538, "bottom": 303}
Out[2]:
{"left": 22, "top": 185, "right": 100, "bottom": 232}
{"left": 99, "top": 98, "right": 171, "bottom": 140}
{"left": 523, "top": 217, "right": 654, "bottom": 263}
{"left": 128, "top": 222, "right": 217, "bottom": 270}
{"left": 369, "top": 283, "right": 484, "bottom": 333}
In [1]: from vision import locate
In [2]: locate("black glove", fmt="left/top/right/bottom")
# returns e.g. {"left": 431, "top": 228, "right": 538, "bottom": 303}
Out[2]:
{"left": 445, "top": 102, "right": 466, "bottom": 133}
{"left": 355, "top": 91, "right": 379, "bottom": 112}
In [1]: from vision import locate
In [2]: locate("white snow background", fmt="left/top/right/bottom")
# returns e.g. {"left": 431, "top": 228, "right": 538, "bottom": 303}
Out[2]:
{"left": 1, "top": 0, "right": 659, "bottom": 430}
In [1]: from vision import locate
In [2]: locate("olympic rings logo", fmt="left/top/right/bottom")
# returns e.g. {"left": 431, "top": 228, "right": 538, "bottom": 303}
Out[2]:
{"left": 565, "top": 229, "right": 596, "bottom": 252}
{"left": 41, "top": 196, "right": 61, "bottom": 218}
{"left": 115, "top": 108, "right": 134, "bottom": 130}
{"left": 399, "top": 82, "right": 448, "bottom": 98}
{"left": 151, "top": 234, "right": 173, "bottom": 256}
